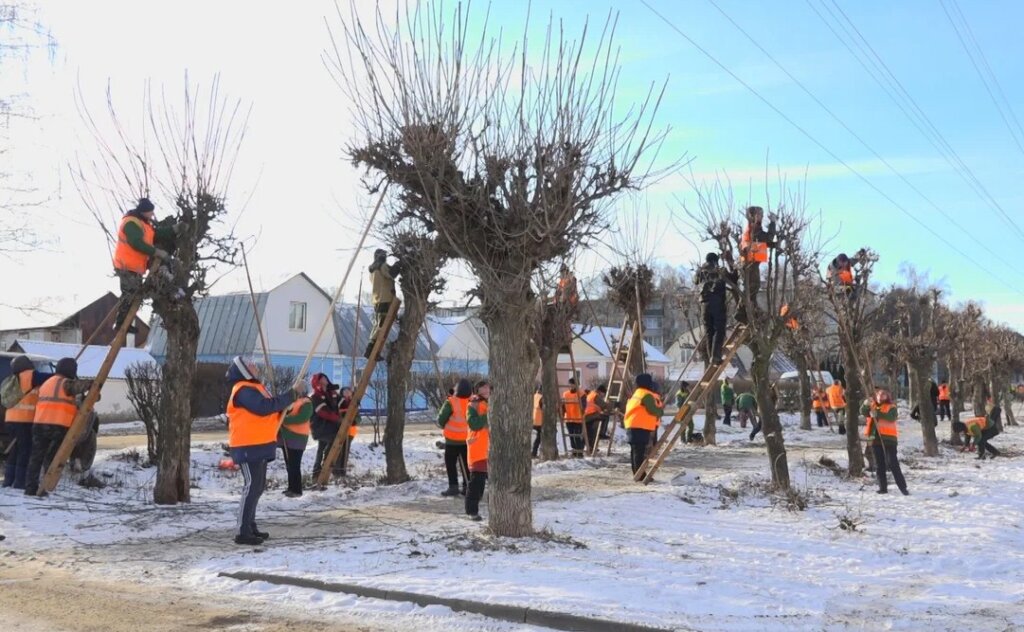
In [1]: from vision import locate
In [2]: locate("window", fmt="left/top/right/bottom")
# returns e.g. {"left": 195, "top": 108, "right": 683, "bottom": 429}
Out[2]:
{"left": 289, "top": 302, "right": 307, "bottom": 331}
{"left": 679, "top": 347, "right": 694, "bottom": 364}
{"left": 474, "top": 324, "right": 488, "bottom": 342}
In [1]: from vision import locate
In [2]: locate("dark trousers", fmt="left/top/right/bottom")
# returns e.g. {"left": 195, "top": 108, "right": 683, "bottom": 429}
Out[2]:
{"left": 338, "top": 436, "right": 353, "bottom": 472}
{"left": 938, "top": 400, "right": 951, "bottom": 421}
{"left": 872, "top": 442, "right": 907, "bottom": 493}
{"left": 749, "top": 416, "right": 763, "bottom": 440}
{"left": 703, "top": 303, "right": 727, "bottom": 363}
{"left": 312, "top": 437, "right": 335, "bottom": 478}
{"left": 465, "top": 471, "right": 487, "bottom": 516}
{"left": 238, "top": 459, "right": 268, "bottom": 537}
{"left": 585, "top": 416, "right": 606, "bottom": 452}
{"left": 815, "top": 409, "right": 828, "bottom": 427}
{"left": 531, "top": 427, "right": 542, "bottom": 457}
{"left": 977, "top": 427, "right": 1000, "bottom": 457}
{"left": 444, "top": 443, "right": 468, "bottom": 490}
{"left": 282, "top": 447, "right": 304, "bottom": 494}
{"left": 566, "top": 421, "right": 585, "bottom": 455}
{"left": 114, "top": 270, "right": 144, "bottom": 328}
{"left": 3, "top": 423, "right": 34, "bottom": 489}
{"left": 627, "top": 428, "right": 654, "bottom": 474}
{"left": 722, "top": 404, "right": 733, "bottom": 425}
{"left": 24, "top": 423, "right": 67, "bottom": 494}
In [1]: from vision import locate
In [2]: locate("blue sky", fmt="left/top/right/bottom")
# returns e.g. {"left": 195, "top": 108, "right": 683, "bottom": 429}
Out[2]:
{"left": 1, "top": 0, "right": 1022, "bottom": 333}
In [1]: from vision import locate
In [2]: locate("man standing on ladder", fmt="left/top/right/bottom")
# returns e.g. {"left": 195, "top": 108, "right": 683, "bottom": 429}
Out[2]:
{"left": 695, "top": 252, "right": 737, "bottom": 365}
{"left": 738, "top": 206, "right": 776, "bottom": 320}
{"left": 112, "top": 197, "right": 185, "bottom": 332}
{"left": 366, "top": 248, "right": 402, "bottom": 360}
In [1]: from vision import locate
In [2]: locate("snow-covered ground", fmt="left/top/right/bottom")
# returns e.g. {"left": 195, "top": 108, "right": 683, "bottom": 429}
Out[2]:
{"left": 2, "top": 405, "right": 1023, "bottom": 631}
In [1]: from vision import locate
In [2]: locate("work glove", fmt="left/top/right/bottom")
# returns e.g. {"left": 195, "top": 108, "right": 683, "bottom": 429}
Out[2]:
{"left": 153, "top": 248, "right": 170, "bottom": 261}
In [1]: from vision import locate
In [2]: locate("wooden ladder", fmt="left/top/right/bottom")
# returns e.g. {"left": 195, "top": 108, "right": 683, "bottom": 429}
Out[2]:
{"left": 40, "top": 261, "right": 158, "bottom": 495}
{"left": 589, "top": 315, "right": 641, "bottom": 457}
{"left": 556, "top": 342, "right": 586, "bottom": 457}
{"left": 633, "top": 324, "right": 749, "bottom": 484}
{"left": 315, "top": 299, "right": 401, "bottom": 486}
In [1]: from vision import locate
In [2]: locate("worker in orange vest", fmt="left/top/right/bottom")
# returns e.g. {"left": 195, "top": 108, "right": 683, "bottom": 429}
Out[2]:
{"left": 112, "top": 197, "right": 183, "bottom": 333}
{"left": 738, "top": 205, "right": 776, "bottom": 310}
{"left": 562, "top": 378, "right": 586, "bottom": 457}
{"left": 827, "top": 253, "right": 854, "bottom": 290}
{"left": 337, "top": 386, "right": 361, "bottom": 475}
{"left": 2, "top": 356, "right": 54, "bottom": 490}
{"left": 226, "top": 356, "right": 305, "bottom": 545}
{"left": 22, "top": 358, "right": 94, "bottom": 497}
{"left": 955, "top": 406, "right": 1002, "bottom": 459}
{"left": 531, "top": 386, "right": 544, "bottom": 458}
{"left": 937, "top": 382, "right": 952, "bottom": 421}
{"left": 584, "top": 384, "right": 610, "bottom": 453}
{"left": 811, "top": 383, "right": 829, "bottom": 428}
{"left": 278, "top": 389, "right": 313, "bottom": 498}
{"left": 623, "top": 373, "right": 664, "bottom": 475}
{"left": 555, "top": 263, "right": 579, "bottom": 308}
{"left": 826, "top": 380, "right": 848, "bottom": 434}
{"left": 465, "top": 380, "right": 490, "bottom": 521}
{"left": 437, "top": 378, "right": 472, "bottom": 496}
{"left": 863, "top": 388, "right": 908, "bottom": 495}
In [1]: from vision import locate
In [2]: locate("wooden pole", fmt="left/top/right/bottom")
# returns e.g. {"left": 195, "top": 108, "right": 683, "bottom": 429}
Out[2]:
{"left": 40, "top": 261, "right": 160, "bottom": 494}
{"left": 242, "top": 245, "right": 276, "bottom": 390}
{"left": 315, "top": 298, "right": 401, "bottom": 487}
{"left": 351, "top": 275, "right": 363, "bottom": 385}
{"left": 297, "top": 184, "right": 389, "bottom": 383}
{"left": 75, "top": 301, "right": 120, "bottom": 361}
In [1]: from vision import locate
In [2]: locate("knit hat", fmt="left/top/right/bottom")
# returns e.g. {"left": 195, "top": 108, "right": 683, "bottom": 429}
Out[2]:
{"left": 705, "top": 252, "right": 719, "bottom": 264}
{"left": 11, "top": 355, "right": 32, "bottom": 374}
{"left": 135, "top": 197, "right": 155, "bottom": 214}
{"left": 373, "top": 248, "right": 387, "bottom": 259}
{"left": 455, "top": 378, "right": 472, "bottom": 398}
{"left": 56, "top": 357, "right": 78, "bottom": 379}
{"left": 232, "top": 355, "right": 258, "bottom": 381}
{"left": 635, "top": 373, "right": 655, "bottom": 391}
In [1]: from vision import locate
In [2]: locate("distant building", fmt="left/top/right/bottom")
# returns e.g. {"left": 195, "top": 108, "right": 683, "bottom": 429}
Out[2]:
{"left": 0, "top": 292, "right": 149, "bottom": 351}
{"left": 558, "top": 324, "right": 671, "bottom": 389}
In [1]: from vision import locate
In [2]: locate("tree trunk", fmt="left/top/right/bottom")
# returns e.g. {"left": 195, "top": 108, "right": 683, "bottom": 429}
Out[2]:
{"left": 1004, "top": 391, "right": 1018, "bottom": 426}
{"left": 988, "top": 375, "right": 1006, "bottom": 432}
{"left": 906, "top": 362, "right": 916, "bottom": 410}
{"left": 538, "top": 346, "right": 561, "bottom": 461}
{"left": 480, "top": 295, "right": 538, "bottom": 537}
{"left": 702, "top": 391, "right": 717, "bottom": 445}
{"left": 949, "top": 357, "right": 963, "bottom": 446}
{"left": 153, "top": 303, "right": 199, "bottom": 505}
{"left": 384, "top": 298, "right": 428, "bottom": 485}
{"left": 971, "top": 376, "right": 986, "bottom": 416}
{"left": 795, "top": 353, "right": 811, "bottom": 431}
{"left": 838, "top": 339, "right": 865, "bottom": 476}
{"left": 750, "top": 347, "right": 789, "bottom": 489}
{"left": 910, "top": 363, "right": 939, "bottom": 456}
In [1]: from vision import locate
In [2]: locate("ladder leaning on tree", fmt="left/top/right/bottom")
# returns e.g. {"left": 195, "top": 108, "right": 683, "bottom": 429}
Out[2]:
{"left": 589, "top": 314, "right": 642, "bottom": 457}
{"left": 633, "top": 324, "right": 750, "bottom": 485}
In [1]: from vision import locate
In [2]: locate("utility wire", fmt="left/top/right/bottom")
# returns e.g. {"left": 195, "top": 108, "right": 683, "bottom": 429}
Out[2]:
{"left": 705, "top": 0, "right": 1021, "bottom": 281}
{"left": 637, "top": 0, "right": 1024, "bottom": 299}
{"left": 939, "top": 0, "right": 1024, "bottom": 156}
{"left": 815, "top": 0, "right": 1024, "bottom": 243}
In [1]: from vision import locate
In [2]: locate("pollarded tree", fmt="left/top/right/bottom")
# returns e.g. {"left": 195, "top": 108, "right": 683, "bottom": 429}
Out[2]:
{"left": 328, "top": 2, "right": 672, "bottom": 535}
{"left": 533, "top": 265, "right": 578, "bottom": 461}
{"left": 937, "top": 301, "right": 985, "bottom": 441}
{"left": 73, "top": 79, "right": 248, "bottom": 504}
{"left": 381, "top": 225, "right": 448, "bottom": 483}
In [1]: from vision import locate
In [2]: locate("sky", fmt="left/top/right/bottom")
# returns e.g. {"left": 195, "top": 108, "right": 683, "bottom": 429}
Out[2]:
{"left": 1, "top": 0, "right": 1023, "bottom": 334}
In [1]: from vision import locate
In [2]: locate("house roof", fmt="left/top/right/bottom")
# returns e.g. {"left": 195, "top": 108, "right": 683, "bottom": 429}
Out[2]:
{"left": 333, "top": 303, "right": 434, "bottom": 361}
{"left": 572, "top": 324, "right": 671, "bottom": 364}
{"left": 731, "top": 350, "right": 799, "bottom": 379}
{"left": 10, "top": 340, "right": 157, "bottom": 379}
{"left": 423, "top": 314, "right": 469, "bottom": 351}
{"left": 148, "top": 293, "right": 267, "bottom": 358}
{"left": 0, "top": 292, "right": 142, "bottom": 332}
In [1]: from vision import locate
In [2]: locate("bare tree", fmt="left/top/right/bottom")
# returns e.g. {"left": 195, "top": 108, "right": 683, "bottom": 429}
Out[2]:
{"left": 382, "top": 226, "right": 448, "bottom": 483}
{"left": 124, "top": 361, "right": 162, "bottom": 464}
{"left": 73, "top": 78, "right": 248, "bottom": 504}
{"left": 327, "top": 2, "right": 672, "bottom": 535}
{"left": 690, "top": 177, "right": 818, "bottom": 490}
{"left": 532, "top": 265, "right": 579, "bottom": 461}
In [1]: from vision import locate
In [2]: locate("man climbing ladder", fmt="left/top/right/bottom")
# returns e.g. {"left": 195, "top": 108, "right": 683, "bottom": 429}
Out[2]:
{"left": 113, "top": 197, "right": 184, "bottom": 332}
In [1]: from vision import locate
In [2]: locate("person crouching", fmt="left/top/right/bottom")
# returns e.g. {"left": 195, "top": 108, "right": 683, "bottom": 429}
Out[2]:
{"left": 226, "top": 356, "right": 304, "bottom": 545}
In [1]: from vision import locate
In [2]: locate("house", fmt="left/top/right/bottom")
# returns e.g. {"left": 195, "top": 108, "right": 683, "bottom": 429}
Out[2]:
{"left": 556, "top": 324, "right": 671, "bottom": 388}
{"left": 0, "top": 293, "right": 150, "bottom": 350}
{"left": 7, "top": 339, "right": 158, "bottom": 421}
{"left": 423, "top": 312, "right": 489, "bottom": 375}
{"left": 664, "top": 327, "right": 797, "bottom": 383}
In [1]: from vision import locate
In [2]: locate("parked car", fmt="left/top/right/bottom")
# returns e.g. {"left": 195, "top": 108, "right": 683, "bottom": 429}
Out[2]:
{"left": 1, "top": 351, "right": 99, "bottom": 470}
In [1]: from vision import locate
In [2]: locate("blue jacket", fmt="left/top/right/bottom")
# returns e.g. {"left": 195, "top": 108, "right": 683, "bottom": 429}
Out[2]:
{"left": 226, "top": 364, "right": 295, "bottom": 464}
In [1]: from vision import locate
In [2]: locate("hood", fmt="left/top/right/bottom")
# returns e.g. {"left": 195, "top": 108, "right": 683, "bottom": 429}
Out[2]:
{"left": 225, "top": 362, "right": 255, "bottom": 385}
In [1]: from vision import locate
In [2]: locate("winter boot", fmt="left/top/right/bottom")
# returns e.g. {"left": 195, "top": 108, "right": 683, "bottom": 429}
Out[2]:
{"left": 234, "top": 534, "right": 264, "bottom": 546}
{"left": 441, "top": 486, "right": 460, "bottom": 497}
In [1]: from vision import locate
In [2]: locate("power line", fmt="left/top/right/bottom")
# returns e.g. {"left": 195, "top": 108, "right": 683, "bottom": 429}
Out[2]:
{"left": 637, "top": 0, "right": 1024, "bottom": 299}
{"left": 704, "top": 0, "right": 1021, "bottom": 280}
{"left": 815, "top": 0, "right": 1024, "bottom": 243}
{"left": 939, "top": 0, "right": 1024, "bottom": 157}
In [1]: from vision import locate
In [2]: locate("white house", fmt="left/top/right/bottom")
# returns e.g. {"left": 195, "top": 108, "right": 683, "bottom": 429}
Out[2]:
{"left": 7, "top": 339, "right": 158, "bottom": 421}
{"left": 558, "top": 324, "right": 672, "bottom": 388}
{"left": 423, "top": 312, "right": 489, "bottom": 374}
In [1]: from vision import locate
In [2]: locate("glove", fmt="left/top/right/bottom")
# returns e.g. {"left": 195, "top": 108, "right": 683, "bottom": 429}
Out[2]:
{"left": 292, "top": 379, "right": 307, "bottom": 398}
{"left": 173, "top": 222, "right": 189, "bottom": 237}
{"left": 153, "top": 248, "right": 170, "bottom": 260}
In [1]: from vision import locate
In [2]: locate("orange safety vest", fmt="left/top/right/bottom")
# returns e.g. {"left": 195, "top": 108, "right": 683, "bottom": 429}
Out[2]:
{"left": 864, "top": 403, "right": 898, "bottom": 440}
{"left": 965, "top": 416, "right": 987, "bottom": 432}
{"left": 113, "top": 215, "right": 156, "bottom": 274}
{"left": 836, "top": 268, "right": 853, "bottom": 285}
{"left": 585, "top": 390, "right": 603, "bottom": 416}
{"left": 557, "top": 276, "right": 579, "bottom": 305}
{"left": 33, "top": 376, "right": 78, "bottom": 428}
{"left": 624, "top": 387, "right": 662, "bottom": 431}
{"left": 938, "top": 384, "right": 951, "bottom": 401}
{"left": 826, "top": 384, "right": 846, "bottom": 409}
{"left": 740, "top": 225, "right": 768, "bottom": 263}
{"left": 5, "top": 370, "right": 39, "bottom": 423}
{"left": 532, "top": 393, "right": 543, "bottom": 428}
{"left": 467, "top": 398, "right": 489, "bottom": 466}
{"left": 284, "top": 398, "right": 311, "bottom": 437}
{"left": 811, "top": 391, "right": 823, "bottom": 411}
{"left": 442, "top": 396, "right": 470, "bottom": 442}
{"left": 562, "top": 389, "right": 583, "bottom": 422}
{"left": 227, "top": 382, "right": 280, "bottom": 448}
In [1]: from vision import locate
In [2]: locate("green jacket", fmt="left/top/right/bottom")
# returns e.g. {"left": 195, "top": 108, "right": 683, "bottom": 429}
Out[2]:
{"left": 122, "top": 216, "right": 175, "bottom": 258}
{"left": 279, "top": 399, "right": 313, "bottom": 448}
{"left": 736, "top": 392, "right": 756, "bottom": 411}
{"left": 641, "top": 393, "right": 665, "bottom": 418}
{"left": 437, "top": 397, "right": 470, "bottom": 445}
{"left": 721, "top": 383, "right": 735, "bottom": 405}
{"left": 675, "top": 389, "right": 689, "bottom": 407}
{"left": 468, "top": 397, "right": 488, "bottom": 431}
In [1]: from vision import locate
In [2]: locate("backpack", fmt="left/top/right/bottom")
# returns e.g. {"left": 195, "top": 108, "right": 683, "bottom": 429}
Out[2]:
{"left": 1, "top": 374, "right": 26, "bottom": 409}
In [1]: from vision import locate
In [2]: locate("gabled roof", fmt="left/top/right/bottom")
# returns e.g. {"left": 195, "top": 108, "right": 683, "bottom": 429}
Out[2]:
{"left": 272, "top": 272, "right": 334, "bottom": 304}
{"left": 148, "top": 293, "right": 267, "bottom": 358}
{"left": 571, "top": 324, "right": 671, "bottom": 364}
{"left": 423, "top": 314, "right": 471, "bottom": 351}
{"left": 333, "top": 303, "right": 433, "bottom": 361}
{"left": 10, "top": 340, "right": 156, "bottom": 379}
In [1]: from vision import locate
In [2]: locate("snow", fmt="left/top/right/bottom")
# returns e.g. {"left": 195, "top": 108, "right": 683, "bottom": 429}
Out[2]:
{"left": 3, "top": 405, "right": 1024, "bottom": 630}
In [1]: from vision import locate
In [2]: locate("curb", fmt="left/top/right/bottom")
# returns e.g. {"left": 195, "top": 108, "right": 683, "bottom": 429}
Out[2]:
{"left": 219, "top": 570, "right": 674, "bottom": 632}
